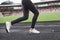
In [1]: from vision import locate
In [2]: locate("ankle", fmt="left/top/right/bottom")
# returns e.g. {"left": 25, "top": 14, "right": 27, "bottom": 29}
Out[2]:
{"left": 30, "top": 28, "right": 35, "bottom": 29}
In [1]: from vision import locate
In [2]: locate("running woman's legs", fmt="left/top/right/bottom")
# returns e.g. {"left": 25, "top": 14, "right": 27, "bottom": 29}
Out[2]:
{"left": 5, "top": 0, "right": 40, "bottom": 33}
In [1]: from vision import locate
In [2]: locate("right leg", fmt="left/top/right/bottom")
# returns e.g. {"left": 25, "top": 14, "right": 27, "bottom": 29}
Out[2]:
{"left": 5, "top": 5, "right": 29, "bottom": 33}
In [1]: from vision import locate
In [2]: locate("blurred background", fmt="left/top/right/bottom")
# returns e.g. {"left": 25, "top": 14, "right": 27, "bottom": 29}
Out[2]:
{"left": 0, "top": 0, "right": 58, "bottom": 4}
{"left": 0, "top": 0, "right": 60, "bottom": 23}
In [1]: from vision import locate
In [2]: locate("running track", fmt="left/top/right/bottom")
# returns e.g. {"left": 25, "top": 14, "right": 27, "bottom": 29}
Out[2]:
{"left": 0, "top": 21, "right": 60, "bottom": 40}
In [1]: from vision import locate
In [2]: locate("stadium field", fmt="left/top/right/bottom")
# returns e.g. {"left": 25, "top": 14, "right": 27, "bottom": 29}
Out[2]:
{"left": 0, "top": 11, "right": 60, "bottom": 23}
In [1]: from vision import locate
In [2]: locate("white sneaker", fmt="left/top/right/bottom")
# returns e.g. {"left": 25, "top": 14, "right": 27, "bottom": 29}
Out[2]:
{"left": 5, "top": 22, "right": 11, "bottom": 33}
{"left": 29, "top": 28, "right": 40, "bottom": 34}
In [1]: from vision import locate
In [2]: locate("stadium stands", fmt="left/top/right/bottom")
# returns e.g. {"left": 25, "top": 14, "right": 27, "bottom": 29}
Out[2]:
{"left": 0, "top": 0, "right": 60, "bottom": 16}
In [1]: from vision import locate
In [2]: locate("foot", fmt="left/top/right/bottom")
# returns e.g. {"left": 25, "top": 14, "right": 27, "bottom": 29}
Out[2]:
{"left": 5, "top": 22, "right": 11, "bottom": 33}
{"left": 29, "top": 28, "right": 40, "bottom": 34}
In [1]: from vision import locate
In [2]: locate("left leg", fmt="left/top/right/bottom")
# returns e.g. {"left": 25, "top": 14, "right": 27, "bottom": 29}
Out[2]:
{"left": 28, "top": 1, "right": 40, "bottom": 33}
{"left": 28, "top": 2, "right": 39, "bottom": 28}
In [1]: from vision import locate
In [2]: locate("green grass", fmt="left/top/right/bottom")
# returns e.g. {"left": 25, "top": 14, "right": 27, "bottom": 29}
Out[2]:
{"left": 38, "top": 12, "right": 60, "bottom": 21}
{"left": 0, "top": 11, "right": 60, "bottom": 23}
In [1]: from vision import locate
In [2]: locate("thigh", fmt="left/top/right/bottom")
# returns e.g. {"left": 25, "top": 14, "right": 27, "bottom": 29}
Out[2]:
{"left": 28, "top": 3, "right": 39, "bottom": 14}
{"left": 23, "top": 5, "right": 29, "bottom": 17}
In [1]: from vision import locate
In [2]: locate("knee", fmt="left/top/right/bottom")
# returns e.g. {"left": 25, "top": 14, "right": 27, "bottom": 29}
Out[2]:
{"left": 23, "top": 16, "right": 28, "bottom": 20}
{"left": 34, "top": 11, "right": 39, "bottom": 16}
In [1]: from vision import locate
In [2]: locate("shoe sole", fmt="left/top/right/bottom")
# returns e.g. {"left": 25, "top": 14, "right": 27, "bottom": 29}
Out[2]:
{"left": 29, "top": 31, "right": 40, "bottom": 34}
{"left": 5, "top": 23, "right": 9, "bottom": 33}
